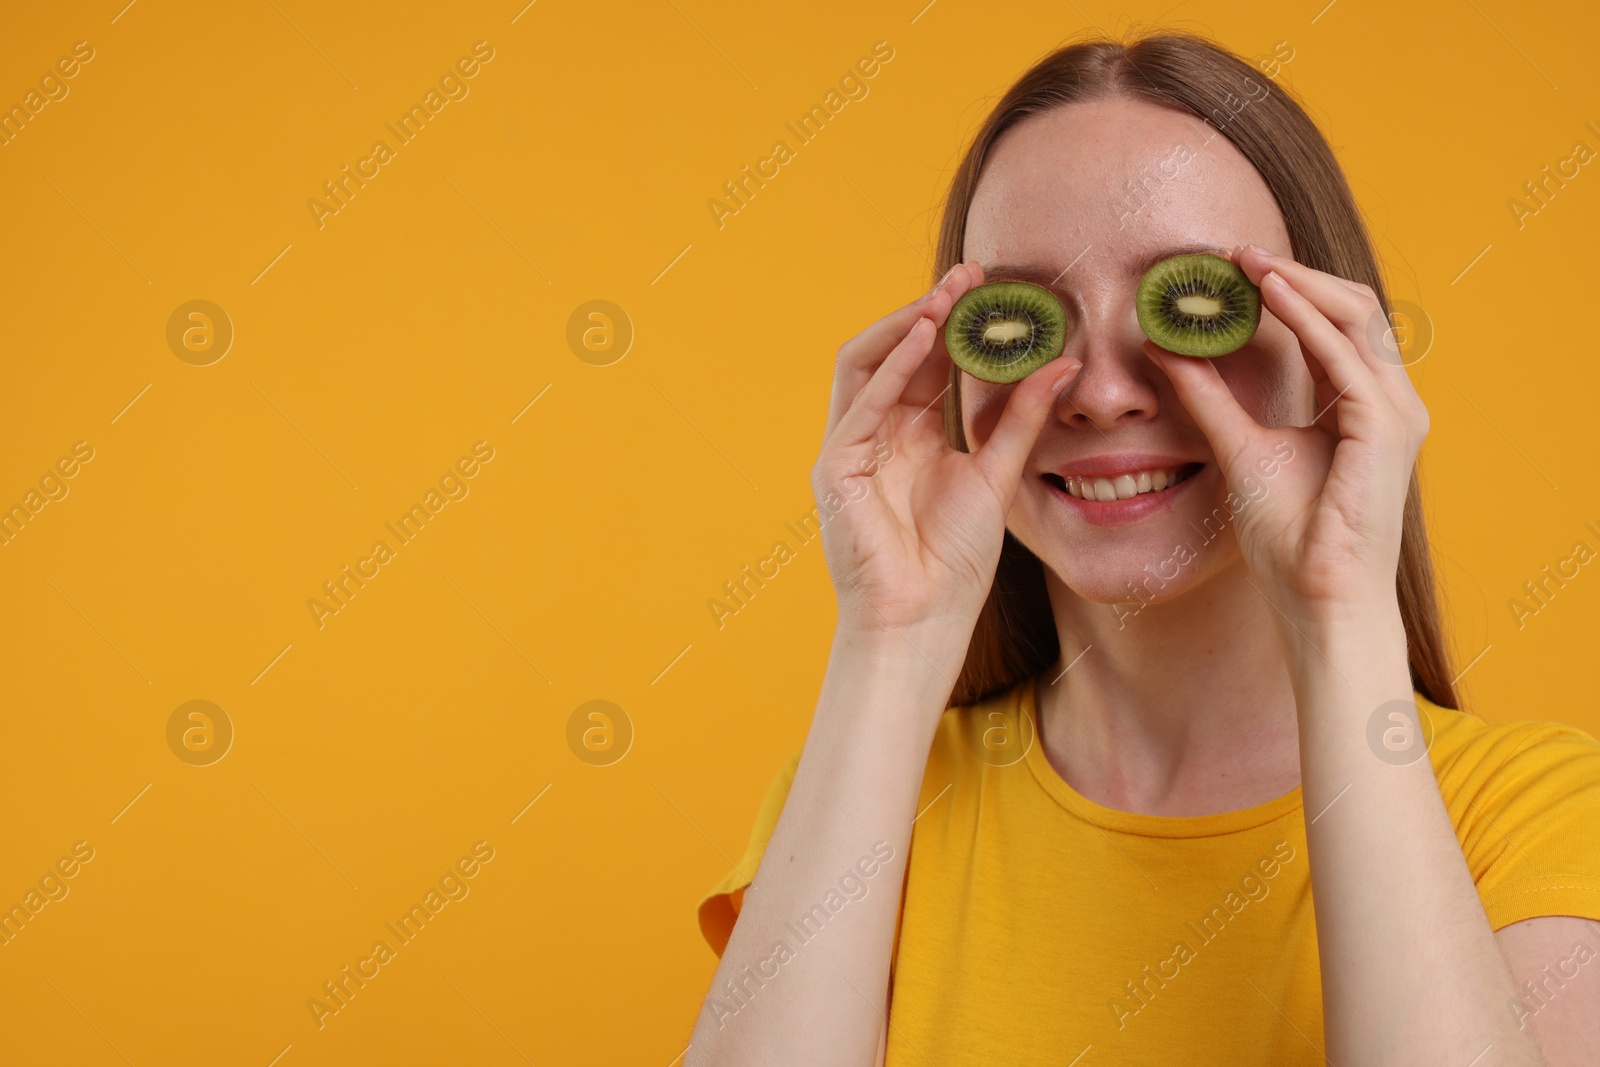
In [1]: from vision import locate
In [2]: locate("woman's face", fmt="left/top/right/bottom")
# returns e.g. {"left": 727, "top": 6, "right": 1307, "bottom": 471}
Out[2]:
{"left": 960, "top": 95, "right": 1314, "bottom": 608}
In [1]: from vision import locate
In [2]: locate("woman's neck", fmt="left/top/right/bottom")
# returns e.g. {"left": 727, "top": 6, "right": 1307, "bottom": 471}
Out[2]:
{"left": 1033, "top": 559, "right": 1304, "bottom": 817}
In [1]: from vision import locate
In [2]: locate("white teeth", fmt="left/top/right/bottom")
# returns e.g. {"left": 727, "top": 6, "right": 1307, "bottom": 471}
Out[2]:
{"left": 1059, "top": 466, "right": 1188, "bottom": 501}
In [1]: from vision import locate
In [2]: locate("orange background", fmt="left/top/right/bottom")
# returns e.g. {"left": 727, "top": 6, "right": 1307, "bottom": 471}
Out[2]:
{"left": 0, "top": 0, "right": 1596, "bottom": 1063}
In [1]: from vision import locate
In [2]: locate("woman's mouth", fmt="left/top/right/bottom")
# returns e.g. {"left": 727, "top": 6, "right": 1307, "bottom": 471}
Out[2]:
{"left": 1051, "top": 463, "right": 1201, "bottom": 501}
{"left": 1041, "top": 462, "right": 1204, "bottom": 526}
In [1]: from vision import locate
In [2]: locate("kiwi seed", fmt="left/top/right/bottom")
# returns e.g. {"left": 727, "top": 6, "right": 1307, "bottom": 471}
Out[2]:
{"left": 1135, "top": 253, "right": 1261, "bottom": 358}
{"left": 944, "top": 280, "right": 1069, "bottom": 384}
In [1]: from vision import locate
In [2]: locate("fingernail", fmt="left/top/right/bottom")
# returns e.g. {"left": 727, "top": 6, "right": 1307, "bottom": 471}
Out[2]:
{"left": 1051, "top": 361, "right": 1082, "bottom": 390}
{"left": 1262, "top": 269, "right": 1284, "bottom": 289}
{"left": 1248, "top": 244, "right": 1275, "bottom": 258}
{"left": 927, "top": 265, "right": 959, "bottom": 298}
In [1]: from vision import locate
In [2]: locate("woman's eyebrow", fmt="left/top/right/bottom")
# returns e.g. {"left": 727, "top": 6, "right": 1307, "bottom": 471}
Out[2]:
{"left": 983, "top": 243, "right": 1233, "bottom": 288}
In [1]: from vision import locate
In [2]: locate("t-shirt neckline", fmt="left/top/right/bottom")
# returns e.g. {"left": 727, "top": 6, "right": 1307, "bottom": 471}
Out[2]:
{"left": 1018, "top": 676, "right": 1305, "bottom": 838}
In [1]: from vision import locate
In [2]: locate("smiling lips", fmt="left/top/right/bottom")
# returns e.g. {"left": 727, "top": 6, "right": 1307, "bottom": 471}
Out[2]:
{"left": 1061, "top": 465, "right": 1194, "bottom": 501}
{"left": 1041, "top": 458, "right": 1204, "bottom": 510}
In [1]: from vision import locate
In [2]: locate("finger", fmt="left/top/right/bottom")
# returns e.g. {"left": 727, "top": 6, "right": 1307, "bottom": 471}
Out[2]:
{"left": 902, "top": 326, "right": 957, "bottom": 416}
{"left": 1235, "top": 247, "right": 1414, "bottom": 394}
{"left": 901, "top": 262, "right": 987, "bottom": 412}
{"left": 1255, "top": 269, "right": 1387, "bottom": 416}
{"left": 825, "top": 289, "right": 949, "bottom": 442}
{"left": 1222, "top": 247, "right": 1363, "bottom": 398}
{"left": 1222, "top": 249, "right": 1405, "bottom": 441}
{"left": 1311, "top": 375, "right": 1345, "bottom": 430}
{"left": 829, "top": 315, "right": 943, "bottom": 449}
{"left": 1233, "top": 246, "right": 1380, "bottom": 335}
{"left": 1142, "top": 342, "right": 1265, "bottom": 472}
{"left": 904, "top": 261, "right": 988, "bottom": 408}
{"left": 824, "top": 262, "right": 978, "bottom": 439}
{"left": 973, "top": 354, "right": 1082, "bottom": 493}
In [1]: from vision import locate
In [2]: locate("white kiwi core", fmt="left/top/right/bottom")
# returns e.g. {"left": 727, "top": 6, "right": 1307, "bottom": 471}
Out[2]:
{"left": 1174, "top": 294, "right": 1223, "bottom": 317}
{"left": 982, "top": 318, "right": 1033, "bottom": 344}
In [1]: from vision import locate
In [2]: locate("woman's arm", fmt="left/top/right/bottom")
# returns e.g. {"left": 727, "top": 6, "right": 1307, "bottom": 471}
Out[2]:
{"left": 1286, "top": 603, "right": 1543, "bottom": 1065}
{"left": 683, "top": 626, "right": 959, "bottom": 1065}
{"left": 1496, "top": 916, "right": 1600, "bottom": 1063}
{"left": 685, "top": 261, "right": 1078, "bottom": 1065}
{"left": 1148, "top": 244, "right": 1546, "bottom": 1064}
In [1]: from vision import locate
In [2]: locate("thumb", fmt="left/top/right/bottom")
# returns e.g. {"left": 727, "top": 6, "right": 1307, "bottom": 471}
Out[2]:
{"left": 1141, "top": 341, "right": 1260, "bottom": 474}
{"left": 974, "top": 355, "right": 1081, "bottom": 494}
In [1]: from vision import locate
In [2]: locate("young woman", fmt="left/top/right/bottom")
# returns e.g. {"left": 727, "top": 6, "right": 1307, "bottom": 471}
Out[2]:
{"left": 687, "top": 31, "right": 1600, "bottom": 1066}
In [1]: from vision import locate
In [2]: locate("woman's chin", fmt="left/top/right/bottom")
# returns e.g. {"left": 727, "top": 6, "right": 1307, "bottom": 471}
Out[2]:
{"left": 1012, "top": 479, "right": 1246, "bottom": 616}
{"left": 1037, "top": 543, "right": 1234, "bottom": 617}
{"left": 1055, "top": 572, "right": 1186, "bottom": 610}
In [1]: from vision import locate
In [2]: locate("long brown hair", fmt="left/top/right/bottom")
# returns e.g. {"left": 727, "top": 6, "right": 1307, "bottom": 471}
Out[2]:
{"left": 936, "top": 31, "right": 1458, "bottom": 710}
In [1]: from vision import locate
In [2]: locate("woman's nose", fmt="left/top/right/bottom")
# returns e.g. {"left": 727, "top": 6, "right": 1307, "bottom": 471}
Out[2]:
{"left": 1054, "top": 301, "right": 1162, "bottom": 430}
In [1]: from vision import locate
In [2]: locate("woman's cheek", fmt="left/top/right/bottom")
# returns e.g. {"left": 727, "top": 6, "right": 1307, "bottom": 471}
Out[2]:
{"left": 961, "top": 382, "right": 1016, "bottom": 447}
{"left": 1215, "top": 343, "right": 1308, "bottom": 430}
{"left": 1232, "top": 315, "right": 1314, "bottom": 427}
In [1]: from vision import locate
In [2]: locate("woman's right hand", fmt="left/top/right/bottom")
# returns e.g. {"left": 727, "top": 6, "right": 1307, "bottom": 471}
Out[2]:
{"left": 813, "top": 261, "right": 1081, "bottom": 660}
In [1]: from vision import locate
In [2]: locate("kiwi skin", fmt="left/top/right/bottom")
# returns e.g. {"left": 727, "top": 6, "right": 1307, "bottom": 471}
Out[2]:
{"left": 1136, "top": 253, "right": 1261, "bottom": 358}
{"left": 943, "top": 280, "right": 1069, "bottom": 385}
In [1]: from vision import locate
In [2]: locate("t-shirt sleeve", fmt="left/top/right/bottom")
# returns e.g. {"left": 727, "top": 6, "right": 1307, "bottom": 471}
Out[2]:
{"left": 696, "top": 746, "right": 803, "bottom": 957}
{"left": 1435, "top": 709, "right": 1600, "bottom": 931}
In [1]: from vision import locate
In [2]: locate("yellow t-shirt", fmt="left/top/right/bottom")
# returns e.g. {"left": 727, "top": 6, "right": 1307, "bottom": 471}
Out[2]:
{"left": 697, "top": 676, "right": 1600, "bottom": 1064}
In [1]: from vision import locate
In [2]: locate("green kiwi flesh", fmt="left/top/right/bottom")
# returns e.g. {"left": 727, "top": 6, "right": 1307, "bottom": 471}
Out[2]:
{"left": 944, "top": 280, "right": 1068, "bottom": 384}
{"left": 1135, "top": 253, "right": 1261, "bottom": 358}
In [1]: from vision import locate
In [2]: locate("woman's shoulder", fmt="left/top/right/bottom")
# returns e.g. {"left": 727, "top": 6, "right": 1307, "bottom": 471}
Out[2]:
{"left": 1419, "top": 690, "right": 1600, "bottom": 787}
{"left": 1416, "top": 692, "right": 1600, "bottom": 929}
{"left": 696, "top": 682, "right": 1031, "bottom": 955}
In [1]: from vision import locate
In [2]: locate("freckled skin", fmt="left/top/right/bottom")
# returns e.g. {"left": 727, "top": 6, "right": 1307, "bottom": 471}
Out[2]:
{"left": 959, "top": 96, "right": 1314, "bottom": 606}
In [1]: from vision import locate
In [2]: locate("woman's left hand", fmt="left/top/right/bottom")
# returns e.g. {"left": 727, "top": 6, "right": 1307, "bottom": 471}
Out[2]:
{"left": 1142, "top": 244, "right": 1430, "bottom": 625}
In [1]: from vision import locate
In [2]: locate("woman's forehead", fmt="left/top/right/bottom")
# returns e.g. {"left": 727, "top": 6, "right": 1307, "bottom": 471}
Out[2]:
{"left": 964, "top": 97, "right": 1287, "bottom": 272}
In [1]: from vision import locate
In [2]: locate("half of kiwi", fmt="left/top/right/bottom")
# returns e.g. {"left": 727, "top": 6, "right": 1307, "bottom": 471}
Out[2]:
{"left": 1135, "top": 253, "right": 1260, "bottom": 357}
{"left": 944, "top": 280, "right": 1069, "bottom": 384}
